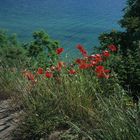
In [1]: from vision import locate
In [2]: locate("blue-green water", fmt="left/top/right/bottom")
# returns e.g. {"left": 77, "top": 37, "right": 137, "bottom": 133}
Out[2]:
{"left": 0, "top": 0, "right": 126, "bottom": 54}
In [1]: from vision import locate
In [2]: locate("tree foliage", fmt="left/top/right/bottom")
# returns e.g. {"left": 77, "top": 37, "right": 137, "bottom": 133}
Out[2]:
{"left": 0, "top": 31, "right": 27, "bottom": 68}
{"left": 98, "top": 0, "right": 140, "bottom": 101}
{"left": 120, "top": 0, "right": 140, "bottom": 41}
{"left": 25, "top": 31, "right": 60, "bottom": 67}
{"left": 0, "top": 30, "right": 61, "bottom": 69}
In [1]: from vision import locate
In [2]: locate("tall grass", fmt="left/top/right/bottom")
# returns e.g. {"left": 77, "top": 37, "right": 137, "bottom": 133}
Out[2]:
{"left": 3, "top": 68, "right": 138, "bottom": 140}
{"left": 0, "top": 45, "right": 140, "bottom": 140}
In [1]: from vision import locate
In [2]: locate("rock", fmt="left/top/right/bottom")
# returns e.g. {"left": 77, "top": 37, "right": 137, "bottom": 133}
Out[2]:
{"left": 48, "top": 131, "right": 62, "bottom": 140}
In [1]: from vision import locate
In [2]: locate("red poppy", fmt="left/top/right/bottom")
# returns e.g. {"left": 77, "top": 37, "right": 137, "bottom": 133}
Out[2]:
{"left": 68, "top": 69, "right": 76, "bottom": 74}
{"left": 90, "top": 60, "right": 97, "bottom": 66}
{"left": 56, "top": 61, "right": 65, "bottom": 71}
{"left": 75, "top": 59, "right": 86, "bottom": 64}
{"left": 95, "top": 66, "right": 105, "bottom": 73}
{"left": 37, "top": 68, "right": 43, "bottom": 74}
{"left": 104, "top": 69, "right": 111, "bottom": 73}
{"left": 88, "top": 54, "right": 96, "bottom": 59}
{"left": 91, "top": 54, "right": 102, "bottom": 63}
{"left": 79, "top": 63, "right": 87, "bottom": 69}
{"left": 76, "top": 44, "right": 87, "bottom": 57}
{"left": 108, "top": 45, "right": 117, "bottom": 52}
{"left": 102, "top": 50, "right": 110, "bottom": 57}
{"left": 45, "top": 71, "right": 53, "bottom": 78}
{"left": 58, "top": 61, "right": 65, "bottom": 67}
{"left": 56, "top": 48, "right": 64, "bottom": 55}
{"left": 79, "top": 63, "right": 92, "bottom": 69}
{"left": 95, "top": 66, "right": 110, "bottom": 79}
{"left": 95, "top": 54, "right": 102, "bottom": 62}
{"left": 97, "top": 72, "right": 110, "bottom": 79}
{"left": 88, "top": 55, "right": 93, "bottom": 59}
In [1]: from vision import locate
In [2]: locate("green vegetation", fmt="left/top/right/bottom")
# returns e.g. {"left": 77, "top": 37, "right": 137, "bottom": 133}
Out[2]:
{"left": 120, "top": 0, "right": 140, "bottom": 41}
{"left": 0, "top": 0, "right": 140, "bottom": 139}
{"left": 98, "top": 0, "right": 140, "bottom": 102}
{"left": 12, "top": 70, "right": 140, "bottom": 140}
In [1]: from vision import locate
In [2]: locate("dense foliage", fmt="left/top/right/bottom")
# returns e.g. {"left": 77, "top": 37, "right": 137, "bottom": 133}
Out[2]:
{"left": 120, "top": 0, "right": 140, "bottom": 41}
{"left": 98, "top": 0, "right": 140, "bottom": 101}
{"left": 0, "top": 30, "right": 60, "bottom": 69}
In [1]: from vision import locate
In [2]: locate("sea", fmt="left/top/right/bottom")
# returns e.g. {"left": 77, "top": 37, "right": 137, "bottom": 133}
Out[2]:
{"left": 0, "top": 0, "right": 126, "bottom": 57}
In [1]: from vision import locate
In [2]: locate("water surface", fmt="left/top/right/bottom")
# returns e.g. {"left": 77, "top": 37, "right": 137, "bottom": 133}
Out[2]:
{"left": 0, "top": 0, "right": 126, "bottom": 55}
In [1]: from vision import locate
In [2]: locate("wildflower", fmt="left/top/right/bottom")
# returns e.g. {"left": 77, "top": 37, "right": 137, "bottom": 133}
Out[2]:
{"left": 79, "top": 63, "right": 91, "bottom": 69}
{"left": 108, "top": 44, "right": 117, "bottom": 52}
{"left": 75, "top": 59, "right": 86, "bottom": 64}
{"left": 45, "top": 71, "right": 53, "bottom": 78}
{"left": 37, "top": 68, "right": 43, "bottom": 74}
{"left": 102, "top": 50, "right": 110, "bottom": 57}
{"left": 97, "top": 72, "right": 110, "bottom": 79}
{"left": 88, "top": 55, "right": 95, "bottom": 59}
{"left": 95, "top": 54, "right": 102, "bottom": 62}
{"left": 56, "top": 48, "right": 64, "bottom": 55}
{"left": 76, "top": 44, "right": 87, "bottom": 57}
{"left": 68, "top": 69, "right": 76, "bottom": 74}
{"left": 90, "top": 60, "right": 97, "bottom": 66}
{"left": 95, "top": 66, "right": 110, "bottom": 79}
{"left": 58, "top": 61, "right": 65, "bottom": 67}
{"left": 90, "top": 54, "right": 102, "bottom": 64}
{"left": 104, "top": 69, "right": 111, "bottom": 73}
{"left": 95, "top": 65, "right": 105, "bottom": 73}
{"left": 79, "top": 63, "right": 87, "bottom": 69}
{"left": 56, "top": 61, "right": 65, "bottom": 71}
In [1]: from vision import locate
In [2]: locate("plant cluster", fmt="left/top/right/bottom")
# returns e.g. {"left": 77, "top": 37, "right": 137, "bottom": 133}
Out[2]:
{"left": 23, "top": 44, "right": 117, "bottom": 83}
{"left": 97, "top": 0, "right": 140, "bottom": 101}
{"left": 11, "top": 44, "right": 140, "bottom": 140}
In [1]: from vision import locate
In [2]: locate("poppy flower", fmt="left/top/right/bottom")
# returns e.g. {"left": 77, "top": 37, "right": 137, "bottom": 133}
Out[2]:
{"left": 79, "top": 63, "right": 91, "bottom": 69}
{"left": 95, "top": 65, "right": 105, "bottom": 73}
{"left": 95, "top": 66, "right": 110, "bottom": 79}
{"left": 75, "top": 59, "right": 86, "bottom": 64}
{"left": 91, "top": 54, "right": 102, "bottom": 63}
{"left": 79, "top": 63, "right": 87, "bottom": 69}
{"left": 76, "top": 44, "right": 84, "bottom": 50}
{"left": 102, "top": 50, "right": 110, "bottom": 57}
{"left": 58, "top": 61, "right": 65, "bottom": 67}
{"left": 97, "top": 72, "right": 110, "bottom": 79}
{"left": 76, "top": 44, "right": 87, "bottom": 57}
{"left": 104, "top": 69, "right": 111, "bottom": 73}
{"left": 108, "top": 44, "right": 117, "bottom": 52}
{"left": 88, "top": 55, "right": 95, "bottom": 59}
{"left": 37, "top": 68, "right": 43, "bottom": 74}
{"left": 95, "top": 54, "right": 102, "bottom": 62}
{"left": 68, "top": 69, "right": 76, "bottom": 74}
{"left": 56, "top": 61, "right": 65, "bottom": 71}
{"left": 90, "top": 60, "right": 97, "bottom": 66}
{"left": 56, "top": 48, "right": 64, "bottom": 55}
{"left": 45, "top": 71, "right": 53, "bottom": 78}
